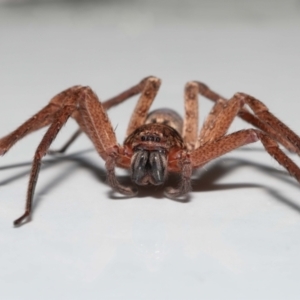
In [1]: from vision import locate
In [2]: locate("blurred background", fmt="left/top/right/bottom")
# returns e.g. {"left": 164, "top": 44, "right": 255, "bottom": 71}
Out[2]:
{"left": 1, "top": 1, "right": 300, "bottom": 299}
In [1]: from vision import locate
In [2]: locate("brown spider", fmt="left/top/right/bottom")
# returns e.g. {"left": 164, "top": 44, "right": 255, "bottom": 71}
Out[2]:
{"left": 1, "top": 76, "right": 300, "bottom": 226}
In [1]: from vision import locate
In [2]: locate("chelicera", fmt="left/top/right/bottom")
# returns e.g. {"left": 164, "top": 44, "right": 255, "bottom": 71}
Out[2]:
{"left": 1, "top": 76, "right": 300, "bottom": 226}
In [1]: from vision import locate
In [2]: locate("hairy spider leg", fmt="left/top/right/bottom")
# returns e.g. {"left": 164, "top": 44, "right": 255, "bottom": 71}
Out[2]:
{"left": 197, "top": 98, "right": 227, "bottom": 147}
{"left": 165, "top": 85, "right": 245, "bottom": 198}
{"left": 195, "top": 81, "right": 300, "bottom": 154}
{"left": 163, "top": 81, "right": 199, "bottom": 198}
{"left": 196, "top": 93, "right": 248, "bottom": 146}
{"left": 182, "top": 82, "right": 199, "bottom": 150}
{"left": 188, "top": 92, "right": 300, "bottom": 183}
{"left": 0, "top": 86, "right": 90, "bottom": 155}
{"left": 12, "top": 86, "right": 137, "bottom": 225}
{"left": 49, "top": 76, "right": 155, "bottom": 154}
{"left": 13, "top": 104, "right": 75, "bottom": 226}
{"left": 164, "top": 94, "right": 244, "bottom": 199}
{"left": 238, "top": 92, "right": 300, "bottom": 152}
{"left": 0, "top": 103, "right": 55, "bottom": 155}
{"left": 126, "top": 77, "right": 161, "bottom": 137}
{"left": 190, "top": 128, "right": 300, "bottom": 183}
{"left": 166, "top": 90, "right": 300, "bottom": 199}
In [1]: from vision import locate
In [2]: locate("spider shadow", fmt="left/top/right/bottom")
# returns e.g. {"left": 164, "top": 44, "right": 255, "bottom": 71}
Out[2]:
{"left": 1, "top": 148, "right": 300, "bottom": 224}
{"left": 0, "top": 149, "right": 107, "bottom": 219}
{"left": 191, "top": 156, "right": 300, "bottom": 213}
{"left": 107, "top": 174, "right": 185, "bottom": 201}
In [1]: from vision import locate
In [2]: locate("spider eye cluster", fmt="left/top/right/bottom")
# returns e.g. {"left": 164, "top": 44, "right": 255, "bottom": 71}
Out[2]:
{"left": 141, "top": 135, "right": 161, "bottom": 142}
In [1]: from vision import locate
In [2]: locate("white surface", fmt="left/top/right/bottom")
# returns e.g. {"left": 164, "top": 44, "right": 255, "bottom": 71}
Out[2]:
{"left": 1, "top": 1, "right": 300, "bottom": 299}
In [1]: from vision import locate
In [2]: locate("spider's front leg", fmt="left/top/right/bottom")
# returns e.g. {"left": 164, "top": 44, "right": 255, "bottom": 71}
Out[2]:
{"left": 77, "top": 76, "right": 162, "bottom": 196}
{"left": 47, "top": 76, "right": 155, "bottom": 155}
{"left": 12, "top": 86, "right": 138, "bottom": 226}
{"left": 73, "top": 87, "right": 138, "bottom": 197}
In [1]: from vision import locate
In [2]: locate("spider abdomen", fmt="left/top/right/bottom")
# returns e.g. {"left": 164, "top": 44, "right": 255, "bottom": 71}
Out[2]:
{"left": 145, "top": 108, "right": 183, "bottom": 135}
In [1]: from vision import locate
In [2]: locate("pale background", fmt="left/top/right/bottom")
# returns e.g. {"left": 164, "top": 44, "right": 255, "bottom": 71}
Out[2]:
{"left": 0, "top": 1, "right": 300, "bottom": 299}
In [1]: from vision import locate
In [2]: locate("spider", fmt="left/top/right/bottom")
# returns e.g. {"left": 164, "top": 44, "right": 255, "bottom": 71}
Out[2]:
{"left": 1, "top": 76, "right": 300, "bottom": 226}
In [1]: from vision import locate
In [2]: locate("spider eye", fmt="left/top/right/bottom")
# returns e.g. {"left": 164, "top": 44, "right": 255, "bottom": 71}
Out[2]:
{"left": 140, "top": 135, "right": 161, "bottom": 142}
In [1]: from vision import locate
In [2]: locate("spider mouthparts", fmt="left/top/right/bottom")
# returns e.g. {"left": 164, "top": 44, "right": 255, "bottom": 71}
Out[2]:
{"left": 131, "top": 149, "right": 167, "bottom": 186}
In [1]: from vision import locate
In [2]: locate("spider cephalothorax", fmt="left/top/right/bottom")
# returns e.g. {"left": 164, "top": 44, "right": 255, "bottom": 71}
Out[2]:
{"left": 124, "top": 121, "right": 185, "bottom": 186}
{"left": 1, "top": 76, "right": 300, "bottom": 226}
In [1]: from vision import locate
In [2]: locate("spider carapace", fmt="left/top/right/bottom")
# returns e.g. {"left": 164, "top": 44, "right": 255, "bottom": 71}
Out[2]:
{"left": 1, "top": 76, "right": 300, "bottom": 226}
{"left": 124, "top": 110, "right": 185, "bottom": 187}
